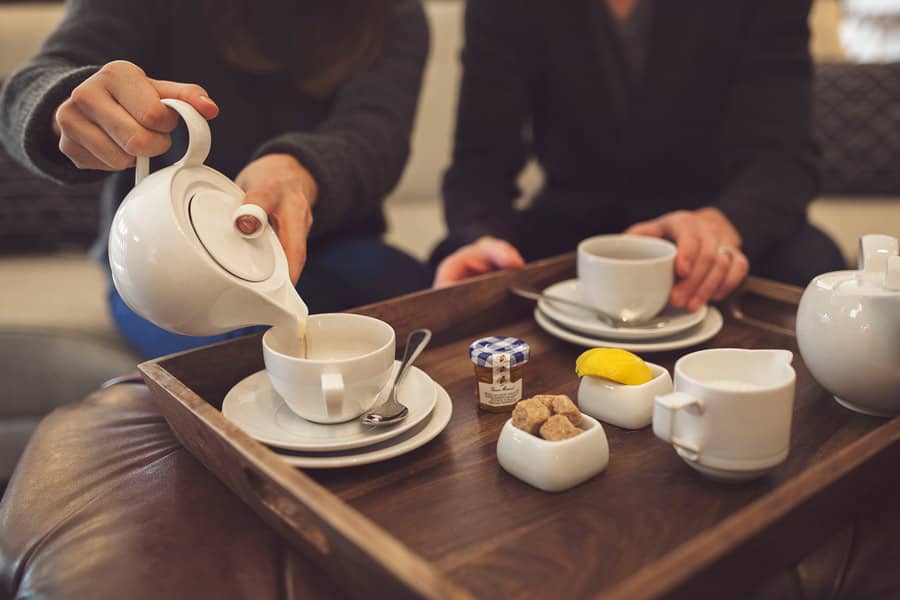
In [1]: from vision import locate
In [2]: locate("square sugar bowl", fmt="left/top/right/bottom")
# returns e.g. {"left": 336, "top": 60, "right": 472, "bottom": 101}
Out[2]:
{"left": 496, "top": 414, "right": 609, "bottom": 492}
{"left": 577, "top": 363, "right": 672, "bottom": 429}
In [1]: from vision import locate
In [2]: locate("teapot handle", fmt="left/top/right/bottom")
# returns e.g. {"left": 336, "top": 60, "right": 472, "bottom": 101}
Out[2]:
{"left": 135, "top": 98, "right": 212, "bottom": 186}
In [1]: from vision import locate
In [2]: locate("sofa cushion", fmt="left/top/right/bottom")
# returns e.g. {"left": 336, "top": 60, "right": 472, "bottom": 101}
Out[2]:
{"left": 0, "top": 134, "right": 104, "bottom": 253}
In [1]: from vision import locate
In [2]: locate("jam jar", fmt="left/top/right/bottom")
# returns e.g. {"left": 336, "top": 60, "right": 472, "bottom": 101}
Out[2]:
{"left": 469, "top": 336, "right": 531, "bottom": 412}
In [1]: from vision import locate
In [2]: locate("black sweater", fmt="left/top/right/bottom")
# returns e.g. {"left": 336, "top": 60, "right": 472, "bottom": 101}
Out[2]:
{"left": 437, "top": 0, "right": 818, "bottom": 265}
{"left": 0, "top": 0, "right": 428, "bottom": 251}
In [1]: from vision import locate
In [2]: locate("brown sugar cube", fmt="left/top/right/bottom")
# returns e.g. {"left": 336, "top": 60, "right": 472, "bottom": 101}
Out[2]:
{"left": 511, "top": 398, "right": 551, "bottom": 435}
{"left": 530, "top": 395, "right": 558, "bottom": 411}
{"left": 529, "top": 394, "right": 568, "bottom": 414}
{"left": 550, "top": 395, "right": 582, "bottom": 426}
{"left": 539, "top": 414, "right": 583, "bottom": 441}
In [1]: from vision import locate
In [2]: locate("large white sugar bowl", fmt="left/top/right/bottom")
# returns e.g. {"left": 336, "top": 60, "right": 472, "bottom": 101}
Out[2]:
{"left": 796, "top": 234, "right": 900, "bottom": 417}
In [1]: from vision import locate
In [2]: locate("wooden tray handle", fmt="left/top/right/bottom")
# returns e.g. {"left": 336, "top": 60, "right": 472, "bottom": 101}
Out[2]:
{"left": 726, "top": 276, "right": 803, "bottom": 339}
{"left": 242, "top": 466, "right": 331, "bottom": 555}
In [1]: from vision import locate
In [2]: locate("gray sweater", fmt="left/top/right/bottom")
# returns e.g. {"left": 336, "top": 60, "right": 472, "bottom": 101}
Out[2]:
{"left": 0, "top": 0, "right": 428, "bottom": 251}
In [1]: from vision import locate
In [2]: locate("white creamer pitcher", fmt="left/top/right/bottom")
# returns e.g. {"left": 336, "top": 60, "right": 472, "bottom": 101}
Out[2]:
{"left": 108, "top": 99, "right": 308, "bottom": 338}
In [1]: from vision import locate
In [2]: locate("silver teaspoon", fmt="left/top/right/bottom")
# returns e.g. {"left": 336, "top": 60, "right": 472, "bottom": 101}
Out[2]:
{"left": 509, "top": 286, "right": 670, "bottom": 329}
{"left": 361, "top": 328, "right": 432, "bottom": 426}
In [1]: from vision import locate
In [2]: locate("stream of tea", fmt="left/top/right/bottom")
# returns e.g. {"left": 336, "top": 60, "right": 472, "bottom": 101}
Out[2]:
{"left": 298, "top": 317, "right": 308, "bottom": 359}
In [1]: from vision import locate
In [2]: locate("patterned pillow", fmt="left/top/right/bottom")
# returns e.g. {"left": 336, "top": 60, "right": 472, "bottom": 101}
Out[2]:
{"left": 0, "top": 125, "right": 104, "bottom": 253}
{"left": 814, "top": 62, "right": 900, "bottom": 196}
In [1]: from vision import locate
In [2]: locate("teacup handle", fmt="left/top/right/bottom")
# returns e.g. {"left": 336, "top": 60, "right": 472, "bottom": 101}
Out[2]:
{"left": 135, "top": 98, "right": 212, "bottom": 186}
{"left": 321, "top": 373, "right": 344, "bottom": 419}
{"left": 653, "top": 392, "right": 704, "bottom": 461}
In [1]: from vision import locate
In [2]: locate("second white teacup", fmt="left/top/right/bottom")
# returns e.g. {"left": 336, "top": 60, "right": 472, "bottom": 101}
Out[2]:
{"left": 263, "top": 313, "right": 396, "bottom": 424}
{"left": 653, "top": 348, "right": 796, "bottom": 482}
{"left": 577, "top": 234, "right": 676, "bottom": 321}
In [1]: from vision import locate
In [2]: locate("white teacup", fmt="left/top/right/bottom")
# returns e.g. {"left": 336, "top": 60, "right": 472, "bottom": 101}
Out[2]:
{"left": 653, "top": 348, "right": 796, "bottom": 482}
{"left": 262, "top": 313, "right": 396, "bottom": 424}
{"left": 577, "top": 234, "right": 676, "bottom": 321}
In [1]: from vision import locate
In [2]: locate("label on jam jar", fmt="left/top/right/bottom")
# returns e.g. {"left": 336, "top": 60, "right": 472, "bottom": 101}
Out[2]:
{"left": 478, "top": 352, "right": 522, "bottom": 407}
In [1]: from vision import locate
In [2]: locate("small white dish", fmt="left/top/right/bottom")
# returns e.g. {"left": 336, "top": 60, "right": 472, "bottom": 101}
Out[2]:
{"left": 577, "top": 363, "right": 673, "bottom": 429}
{"left": 539, "top": 279, "right": 707, "bottom": 340}
{"left": 496, "top": 414, "right": 609, "bottom": 493}
{"left": 534, "top": 306, "right": 723, "bottom": 352}
{"left": 222, "top": 362, "right": 437, "bottom": 452}
{"left": 274, "top": 383, "right": 453, "bottom": 469}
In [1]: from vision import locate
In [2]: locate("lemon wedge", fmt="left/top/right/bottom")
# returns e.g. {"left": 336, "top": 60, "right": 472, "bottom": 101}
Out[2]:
{"left": 575, "top": 348, "right": 653, "bottom": 385}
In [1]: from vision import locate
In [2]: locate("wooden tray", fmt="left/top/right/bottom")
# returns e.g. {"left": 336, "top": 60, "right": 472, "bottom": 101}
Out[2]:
{"left": 140, "top": 254, "right": 900, "bottom": 599}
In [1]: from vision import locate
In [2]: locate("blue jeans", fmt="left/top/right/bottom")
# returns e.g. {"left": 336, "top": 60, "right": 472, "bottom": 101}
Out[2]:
{"left": 109, "top": 236, "right": 430, "bottom": 359}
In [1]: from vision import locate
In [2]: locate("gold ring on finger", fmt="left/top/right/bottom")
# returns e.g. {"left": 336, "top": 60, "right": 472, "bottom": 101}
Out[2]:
{"left": 717, "top": 245, "right": 735, "bottom": 258}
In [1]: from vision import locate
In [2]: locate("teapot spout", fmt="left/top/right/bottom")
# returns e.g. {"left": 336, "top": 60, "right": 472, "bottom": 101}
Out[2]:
{"left": 264, "top": 283, "right": 309, "bottom": 330}
{"left": 255, "top": 283, "right": 309, "bottom": 357}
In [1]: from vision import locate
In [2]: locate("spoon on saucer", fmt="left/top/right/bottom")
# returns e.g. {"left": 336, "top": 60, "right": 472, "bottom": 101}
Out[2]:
{"left": 509, "top": 287, "right": 670, "bottom": 329}
{"left": 362, "top": 328, "right": 432, "bottom": 426}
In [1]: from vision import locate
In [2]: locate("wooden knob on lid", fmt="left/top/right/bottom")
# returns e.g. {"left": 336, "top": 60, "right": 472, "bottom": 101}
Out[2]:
{"left": 233, "top": 204, "right": 268, "bottom": 239}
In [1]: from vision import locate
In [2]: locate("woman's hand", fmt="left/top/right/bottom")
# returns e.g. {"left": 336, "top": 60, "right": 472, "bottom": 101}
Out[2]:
{"left": 235, "top": 154, "right": 318, "bottom": 285}
{"left": 626, "top": 208, "right": 749, "bottom": 310}
{"left": 433, "top": 236, "right": 525, "bottom": 288}
{"left": 53, "top": 60, "right": 219, "bottom": 171}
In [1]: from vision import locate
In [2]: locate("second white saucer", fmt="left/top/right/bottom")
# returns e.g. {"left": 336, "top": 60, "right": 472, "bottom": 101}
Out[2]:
{"left": 222, "top": 362, "right": 437, "bottom": 452}
{"left": 534, "top": 306, "right": 724, "bottom": 352}
{"left": 539, "top": 279, "right": 707, "bottom": 340}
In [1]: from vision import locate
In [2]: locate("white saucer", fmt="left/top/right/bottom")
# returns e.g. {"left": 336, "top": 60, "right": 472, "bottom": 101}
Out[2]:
{"left": 534, "top": 305, "right": 723, "bottom": 352}
{"left": 275, "top": 384, "right": 453, "bottom": 469}
{"left": 539, "top": 279, "right": 708, "bottom": 340}
{"left": 222, "top": 362, "right": 437, "bottom": 452}
{"left": 679, "top": 460, "right": 774, "bottom": 483}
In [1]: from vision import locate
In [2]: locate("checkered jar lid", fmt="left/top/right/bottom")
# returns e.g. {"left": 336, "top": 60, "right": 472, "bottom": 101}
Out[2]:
{"left": 469, "top": 336, "right": 530, "bottom": 367}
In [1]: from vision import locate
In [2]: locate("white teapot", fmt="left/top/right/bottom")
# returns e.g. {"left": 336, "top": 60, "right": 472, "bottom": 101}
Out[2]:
{"left": 108, "top": 99, "right": 308, "bottom": 338}
{"left": 796, "top": 234, "right": 900, "bottom": 417}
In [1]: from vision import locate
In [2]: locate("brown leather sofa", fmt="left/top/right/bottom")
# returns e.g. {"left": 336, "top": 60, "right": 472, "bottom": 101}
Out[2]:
{"left": 2, "top": 381, "right": 900, "bottom": 600}
{"left": 0, "top": 383, "right": 349, "bottom": 600}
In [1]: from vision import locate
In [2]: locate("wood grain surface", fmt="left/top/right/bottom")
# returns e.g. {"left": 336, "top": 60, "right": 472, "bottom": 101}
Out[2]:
{"left": 142, "top": 254, "right": 900, "bottom": 599}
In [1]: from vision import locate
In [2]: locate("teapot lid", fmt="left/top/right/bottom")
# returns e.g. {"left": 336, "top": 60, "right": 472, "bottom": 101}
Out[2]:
{"left": 189, "top": 188, "right": 275, "bottom": 282}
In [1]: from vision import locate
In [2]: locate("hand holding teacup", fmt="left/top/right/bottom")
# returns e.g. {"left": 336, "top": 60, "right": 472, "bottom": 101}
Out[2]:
{"left": 625, "top": 207, "right": 749, "bottom": 311}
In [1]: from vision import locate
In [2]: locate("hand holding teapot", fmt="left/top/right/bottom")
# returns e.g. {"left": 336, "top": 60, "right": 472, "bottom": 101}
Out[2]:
{"left": 235, "top": 153, "right": 317, "bottom": 284}
{"left": 55, "top": 59, "right": 318, "bottom": 288}
{"left": 53, "top": 60, "right": 218, "bottom": 171}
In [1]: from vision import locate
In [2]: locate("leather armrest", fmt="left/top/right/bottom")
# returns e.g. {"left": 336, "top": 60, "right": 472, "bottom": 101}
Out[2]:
{"left": 0, "top": 383, "right": 347, "bottom": 600}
